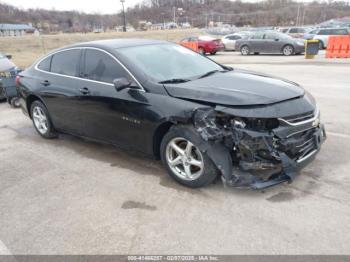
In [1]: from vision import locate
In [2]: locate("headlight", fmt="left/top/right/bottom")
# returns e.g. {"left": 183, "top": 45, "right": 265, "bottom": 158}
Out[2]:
{"left": 232, "top": 119, "right": 246, "bottom": 129}
{"left": 297, "top": 41, "right": 305, "bottom": 46}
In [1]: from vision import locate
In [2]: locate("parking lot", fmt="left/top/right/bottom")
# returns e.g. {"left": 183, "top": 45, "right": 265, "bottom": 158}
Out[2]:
{"left": 1, "top": 51, "right": 350, "bottom": 255}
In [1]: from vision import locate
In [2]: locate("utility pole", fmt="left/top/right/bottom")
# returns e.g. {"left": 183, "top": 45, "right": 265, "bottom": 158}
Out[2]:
{"left": 120, "top": 0, "right": 126, "bottom": 32}
{"left": 296, "top": 4, "right": 300, "bottom": 26}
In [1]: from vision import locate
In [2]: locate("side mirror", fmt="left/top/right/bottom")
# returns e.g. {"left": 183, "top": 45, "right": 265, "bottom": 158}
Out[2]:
{"left": 6, "top": 54, "right": 12, "bottom": 60}
{"left": 275, "top": 38, "right": 279, "bottom": 41}
{"left": 113, "top": 77, "right": 131, "bottom": 92}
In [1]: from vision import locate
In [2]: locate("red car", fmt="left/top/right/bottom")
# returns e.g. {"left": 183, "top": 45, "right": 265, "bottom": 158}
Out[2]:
{"left": 180, "top": 36, "right": 225, "bottom": 55}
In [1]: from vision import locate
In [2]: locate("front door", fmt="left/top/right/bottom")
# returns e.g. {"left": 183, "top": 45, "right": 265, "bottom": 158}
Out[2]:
{"left": 263, "top": 32, "right": 284, "bottom": 53}
{"left": 78, "top": 48, "right": 151, "bottom": 149}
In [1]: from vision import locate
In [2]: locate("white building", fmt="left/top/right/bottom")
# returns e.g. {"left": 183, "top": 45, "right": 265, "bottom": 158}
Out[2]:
{"left": 0, "top": 24, "right": 37, "bottom": 37}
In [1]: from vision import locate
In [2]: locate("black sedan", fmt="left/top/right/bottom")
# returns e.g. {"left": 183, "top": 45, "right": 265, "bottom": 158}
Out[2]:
{"left": 17, "top": 39, "right": 326, "bottom": 189}
{"left": 235, "top": 31, "right": 306, "bottom": 56}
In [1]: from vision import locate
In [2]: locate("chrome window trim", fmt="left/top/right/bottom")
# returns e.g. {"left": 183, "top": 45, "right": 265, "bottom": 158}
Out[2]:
{"left": 279, "top": 108, "right": 319, "bottom": 127}
{"left": 34, "top": 46, "right": 145, "bottom": 92}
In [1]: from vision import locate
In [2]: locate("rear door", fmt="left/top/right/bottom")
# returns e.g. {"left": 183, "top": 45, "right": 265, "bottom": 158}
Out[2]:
{"left": 223, "top": 35, "right": 234, "bottom": 49}
{"left": 249, "top": 32, "right": 265, "bottom": 52}
{"left": 35, "top": 48, "right": 87, "bottom": 135}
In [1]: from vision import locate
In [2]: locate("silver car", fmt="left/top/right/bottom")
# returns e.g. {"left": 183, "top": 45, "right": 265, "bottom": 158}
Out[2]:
{"left": 304, "top": 28, "right": 350, "bottom": 49}
{"left": 235, "top": 31, "right": 305, "bottom": 56}
{"left": 222, "top": 32, "right": 251, "bottom": 51}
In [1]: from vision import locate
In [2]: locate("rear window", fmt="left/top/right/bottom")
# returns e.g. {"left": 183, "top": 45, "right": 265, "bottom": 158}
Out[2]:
{"left": 51, "top": 49, "right": 81, "bottom": 77}
{"left": 37, "top": 56, "right": 52, "bottom": 71}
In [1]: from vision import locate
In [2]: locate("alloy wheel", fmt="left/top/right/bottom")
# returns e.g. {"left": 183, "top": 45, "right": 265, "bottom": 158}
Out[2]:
{"left": 165, "top": 137, "right": 204, "bottom": 181}
{"left": 283, "top": 45, "right": 293, "bottom": 56}
{"left": 32, "top": 106, "right": 48, "bottom": 135}
{"left": 241, "top": 46, "right": 249, "bottom": 55}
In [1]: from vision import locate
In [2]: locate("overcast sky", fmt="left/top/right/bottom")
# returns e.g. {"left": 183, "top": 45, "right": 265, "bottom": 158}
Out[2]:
{"left": 1, "top": 0, "right": 325, "bottom": 14}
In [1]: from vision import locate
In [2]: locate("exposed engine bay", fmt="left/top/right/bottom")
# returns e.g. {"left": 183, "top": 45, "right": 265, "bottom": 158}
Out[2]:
{"left": 192, "top": 107, "right": 326, "bottom": 189}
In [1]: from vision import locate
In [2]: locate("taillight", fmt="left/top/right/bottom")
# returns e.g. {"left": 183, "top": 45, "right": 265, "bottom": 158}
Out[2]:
{"left": 15, "top": 75, "right": 21, "bottom": 87}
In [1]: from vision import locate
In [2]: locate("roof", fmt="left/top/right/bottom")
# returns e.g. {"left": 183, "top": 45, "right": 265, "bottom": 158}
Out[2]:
{"left": 0, "top": 23, "right": 35, "bottom": 31}
{"left": 71, "top": 38, "right": 169, "bottom": 49}
{"left": 319, "top": 17, "right": 350, "bottom": 26}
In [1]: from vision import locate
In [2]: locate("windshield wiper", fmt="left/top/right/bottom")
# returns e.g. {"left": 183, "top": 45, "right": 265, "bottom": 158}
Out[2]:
{"left": 159, "top": 78, "right": 191, "bottom": 84}
{"left": 198, "top": 68, "right": 232, "bottom": 79}
{"left": 198, "top": 70, "right": 221, "bottom": 79}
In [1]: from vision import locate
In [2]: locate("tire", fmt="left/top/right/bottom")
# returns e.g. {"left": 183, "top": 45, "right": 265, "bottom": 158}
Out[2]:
{"left": 282, "top": 45, "right": 294, "bottom": 56}
{"left": 254, "top": 52, "right": 259, "bottom": 55}
{"left": 9, "top": 97, "right": 20, "bottom": 108}
{"left": 210, "top": 51, "right": 217, "bottom": 55}
{"left": 30, "top": 100, "right": 58, "bottom": 139}
{"left": 198, "top": 47, "right": 205, "bottom": 55}
{"left": 240, "top": 45, "right": 250, "bottom": 55}
{"left": 318, "top": 41, "right": 324, "bottom": 50}
{"left": 160, "top": 125, "right": 220, "bottom": 188}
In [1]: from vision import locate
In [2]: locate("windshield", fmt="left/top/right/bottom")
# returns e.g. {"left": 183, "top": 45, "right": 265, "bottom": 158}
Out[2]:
{"left": 117, "top": 44, "right": 223, "bottom": 82}
{"left": 0, "top": 53, "right": 5, "bottom": 59}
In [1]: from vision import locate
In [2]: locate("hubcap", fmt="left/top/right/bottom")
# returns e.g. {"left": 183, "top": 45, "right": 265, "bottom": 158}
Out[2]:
{"left": 284, "top": 46, "right": 293, "bottom": 55}
{"left": 241, "top": 47, "right": 249, "bottom": 55}
{"left": 32, "top": 106, "right": 48, "bottom": 134}
{"left": 166, "top": 137, "right": 204, "bottom": 181}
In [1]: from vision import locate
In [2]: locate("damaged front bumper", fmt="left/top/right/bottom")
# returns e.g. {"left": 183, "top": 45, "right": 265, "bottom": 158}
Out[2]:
{"left": 193, "top": 107, "right": 326, "bottom": 190}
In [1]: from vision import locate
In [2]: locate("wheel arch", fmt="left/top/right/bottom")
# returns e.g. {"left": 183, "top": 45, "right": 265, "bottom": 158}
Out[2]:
{"left": 26, "top": 94, "right": 46, "bottom": 118}
{"left": 152, "top": 121, "right": 174, "bottom": 159}
{"left": 240, "top": 44, "right": 250, "bottom": 51}
{"left": 281, "top": 43, "right": 294, "bottom": 53}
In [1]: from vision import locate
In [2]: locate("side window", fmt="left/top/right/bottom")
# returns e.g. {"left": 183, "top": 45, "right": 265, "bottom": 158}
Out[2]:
{"left": 232, "top": 35, "right": 241, "bottom": 40}
{"left": 251, "top": 33, "right": 264, "bottom": 39}
{"left": 265, "top": 33, "right": 278, "bottom": 40}
{"left": 37, "top": 56, "right": 52, "bottom": 71}
{"left": 51, "top": 49, "right": 81, "bottom": 77}
{"left": 84, "top": 49, "right": 128, "bottom": 84}
{"left": 289, "top": 28, "right": 298, "bottom": 33}
{"left": 333, "top": 29, "right": 347, "bottom": 35}
{"left": 319, "top": 30, "right": 329, "bottom": 35}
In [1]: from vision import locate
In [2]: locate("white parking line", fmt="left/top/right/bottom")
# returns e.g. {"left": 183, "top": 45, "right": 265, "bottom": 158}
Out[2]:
{"left": 0, "top": 239, "right": 11, "bottom": 255}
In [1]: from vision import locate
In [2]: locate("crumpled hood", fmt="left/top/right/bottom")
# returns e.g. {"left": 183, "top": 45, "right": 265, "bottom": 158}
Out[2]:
{"left": 164, "top": 69, "right": 305, "bottom": 106}
{"left": 0, "top": 58, "right": 16, "bottom": 72}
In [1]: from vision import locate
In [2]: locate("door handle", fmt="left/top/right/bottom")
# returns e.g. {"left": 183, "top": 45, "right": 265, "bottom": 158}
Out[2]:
{"left": 79, "top": 87, "right": 90, "bottom": 95}
{"left": 41, "top": 80, "right": 50, "bottom": 86}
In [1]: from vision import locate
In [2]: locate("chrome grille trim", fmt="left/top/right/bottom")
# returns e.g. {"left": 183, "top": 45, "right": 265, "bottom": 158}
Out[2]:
{"left": 279, "top": 108, "right": 319, "bottom": 126}
{"left": 296, "top": 150, "right": 317, "bottom": 163}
